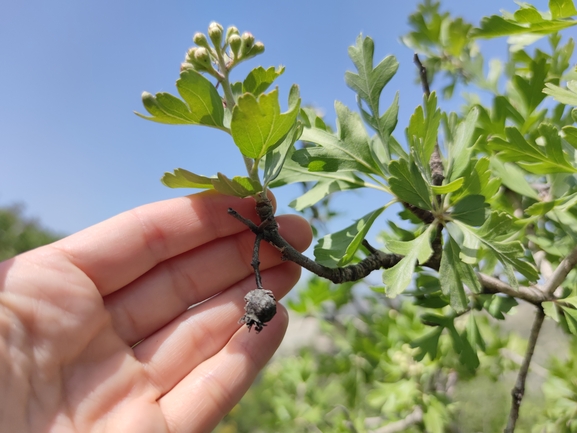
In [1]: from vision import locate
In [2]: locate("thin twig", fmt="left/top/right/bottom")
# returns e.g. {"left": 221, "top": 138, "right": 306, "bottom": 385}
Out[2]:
{"left": 252, "top": 233, "right": 264, "bottom": 290}
{"left": 504, "top": 307, "right": 545, "bottom": 433}
{"left": 413, "top": 54, "right": 430, "bottom": 97}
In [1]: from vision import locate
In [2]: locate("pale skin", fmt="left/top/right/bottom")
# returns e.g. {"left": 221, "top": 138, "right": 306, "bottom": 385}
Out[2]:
{"left": 0, "top": 191, "right": 312, "bottom": 433}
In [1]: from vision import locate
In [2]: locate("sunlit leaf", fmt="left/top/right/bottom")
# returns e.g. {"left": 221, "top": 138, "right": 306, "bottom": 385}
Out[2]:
{"left": 231, "top": 86, "right": 301, "bottom": 159}
{"left": 431, "top": 177, "right": 464, "bottom": 194}
{"left": 297, "top": 101, "right": 381, "bottom": 174}
{"left": 137, "top": 69, "right": 225, "bottom": 129}
{"left": 489, "top": 125, "right": 577, "bottom": 174}
{"left": 242, "top": 66, "right": 285, "bottom": 97}
{"left": 544, "top": 80, "right": 577, "bottom": 106}
{"left": 211, "top": 173, "right": 262, "bottom": 197}
{"left": 161, "top": 168, "right": 216, "bottom": 189}
{"left": 447, "top": 107, "right": 480, "bottom": 181}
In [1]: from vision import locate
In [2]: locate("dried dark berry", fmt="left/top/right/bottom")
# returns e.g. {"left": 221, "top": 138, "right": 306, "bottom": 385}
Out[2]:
{"left": 239, "top": 289, "right": 276, "bottom": 333}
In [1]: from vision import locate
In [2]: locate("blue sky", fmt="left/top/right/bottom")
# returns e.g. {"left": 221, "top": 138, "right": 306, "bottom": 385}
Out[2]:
{"left": 0, "top": 0, "right": 549, "bottom": 235}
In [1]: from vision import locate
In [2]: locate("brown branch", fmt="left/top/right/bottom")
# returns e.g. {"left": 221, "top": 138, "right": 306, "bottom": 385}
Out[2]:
{"left": 403, "top": 202, "right": 434, "bottom": 224}
{"left": 504, "top": 307, "right": 545, "bottom": 433}
{"left": 413, "top": 54, "right": 430, "bottom": 97}
{"left": 542, "top": 246, "right": 577, "bottom": 296}
{"left": 228, "top": 198, "right": 403, "bottom": 284}
{"left": 476, "top": 273, "right": 550, "bottom": 306}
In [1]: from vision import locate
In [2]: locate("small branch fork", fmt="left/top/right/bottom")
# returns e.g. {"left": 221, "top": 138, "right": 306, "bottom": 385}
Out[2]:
{"left": 228, "top": 195, "right": 404, "bottom": 286}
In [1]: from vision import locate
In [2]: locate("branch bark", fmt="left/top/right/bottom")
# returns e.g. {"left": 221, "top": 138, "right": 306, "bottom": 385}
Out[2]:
{"left": 504, "top": 307, "right": 545, "bottom": 433}
{"left": 228, "top": 198, "right": 404, "bottom": 284}
{"left": 476, "top": 273, "right": 550, "bottom": 305}
{"left": 542, "top": 246, "right": 577, "bottom": 296}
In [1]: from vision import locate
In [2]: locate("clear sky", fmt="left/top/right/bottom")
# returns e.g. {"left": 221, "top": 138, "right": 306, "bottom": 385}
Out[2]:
{"left": 0, "top": 0, "right": 550, "bottom": 235}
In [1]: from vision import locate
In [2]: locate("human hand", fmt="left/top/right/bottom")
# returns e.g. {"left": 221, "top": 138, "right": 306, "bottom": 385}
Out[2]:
{"left": 0, "top": 191, "right": 311, "bottom": 432}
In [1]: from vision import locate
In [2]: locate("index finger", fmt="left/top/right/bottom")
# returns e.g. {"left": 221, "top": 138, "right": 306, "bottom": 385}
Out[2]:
{"left": 52, "top": 191, "right": 274, "bottom": 296}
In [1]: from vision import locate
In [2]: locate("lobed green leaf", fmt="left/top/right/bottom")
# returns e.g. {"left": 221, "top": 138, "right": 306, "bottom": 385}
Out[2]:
{"left": 297, "top": 101, "right": 381, "bottom": 175}
{"left": 137, "top": 69, "right": 225, "bottom": 129}
{"left": 161, "top": 168, "right": 215, "bottom": 189}
{"left": 389, "top": 158, "right": 433, "bottom": 210}
{"left": 314, "top": 207, "right": 385, "bottom": 267}
{"left": 231, "top": 86, "right": 301, "bottom": 159}
{"left": 242, "top": 66, "right": 285, "bottom": 97}
{"left": 383, "top": 225, "right": 434, "bottom": 297}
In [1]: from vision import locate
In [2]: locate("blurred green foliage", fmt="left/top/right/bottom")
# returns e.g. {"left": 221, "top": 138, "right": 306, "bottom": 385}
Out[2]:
{"left": 0, "top": 205, "right": 60, "bottom": 260}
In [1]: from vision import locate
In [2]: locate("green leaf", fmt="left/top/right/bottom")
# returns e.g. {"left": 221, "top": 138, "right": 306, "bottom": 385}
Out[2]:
{"left": 297, "top": 101, "right": 381, "bottom": 174}
{"left": 562, "top": 126, "right": 577, "bottom": 149}
{"left": 439, "top": 237, "right": 470, "bottom": 313}
{"left": 448, "top": 107, "right": 480, "bottom": 181}
{"left": 137, "top": 69, "right": 225, "bottom": 128}
{"left": 489, "top": 125, "right": 577, "bottom": 174}
{"left": 211, "top": 173, "right": 262, "bottom": 198}
{"left": 345, "top": 36, "right": 398, "bottom": 117}
{"left": 431, "top": 177, "right": 464, "bottom": 194}
{"left": 549, "top": 0, "right": 577, "bottom": 19}
{"left": 513, "top": 57, "right": 548, "bottom": 113}
{"left": 289, "top": 179, "right": 362, "bottom": 211}
{"left": 383, "top": 225, "right": 434, "bottom": 297}
{"left": 411, "top": 327, "right": 443, "bottom": 361}
{"left": 345, "top": 34, "right": 399, "bottom": 149}
{"left": 467, "top": 315, "right": 486, "bottom": 352}
{"left": 489, "top": 158, "right": 538, "bottom": 199}
{"left": 543, "top": 301, "right": 562, "bottom": 322}
{"left": 561, "top": 306, "right": 577, "bottom": 335}
{"left": 407, "top": 92, "right": 442, "bottom": 169}
{"left": 544, "top": 80, "right": 577, "bottom": 106}
{"left": 480, "top": 294, "right": 518, "bottom": 320}
{"left": 452, "top": 158, "right": 501, "bottom": 203}
{"left": 423, "top": 397, "right": 448, "bottom": 433}
{"left": 452, "top": 213, "right": 539, "bottom": 286}
{"left": 452, "top": 195, "right": 486, "bottom": 226}
{"left": 473, "top": 12, "right": 577, "bottom": 39}
{"left": 231, "top": 86, "right": 301, "bottom": 159}
{"left": 314, "top": 207, "right": 385, "bottom": 267}
{"left": 389, "top": 158, "right": 433, "bottom": 210}
{"left": 242, "top": 66, "right": 285, "bottom": 97}
{"left": 161, "top": 168, "right": 215, "bottom": 189}
{"left": 263, "top": 121, "right": 303, "bottom": 187}
{"left": 269, "top": 148, "right": 374, "bottom": 192}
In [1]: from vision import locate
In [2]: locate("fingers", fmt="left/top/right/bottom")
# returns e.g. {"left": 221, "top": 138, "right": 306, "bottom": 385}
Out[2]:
{"left": 132, "top": 262, "right": 298, "bottom": 399}
{"left": 158, "top": 305, "right": 288, "bottom": 433}
{"left": 105, "top": 214, "right": 311, "bottom": 345}
{"left": 52, "top": 191, "right": 276, "bottom": 296}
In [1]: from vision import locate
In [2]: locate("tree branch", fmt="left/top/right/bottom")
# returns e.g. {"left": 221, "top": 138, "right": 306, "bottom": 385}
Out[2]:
{"left": 504, "top": 307, "right": 545, "bottom": 433}
{"left": 228, "top": 197, "right": 404, "bottom": 284}
{"left": 476, "top": 273, "right": 550, "bottom": 305}
{"left": 413, "top": 53, "right": 444, "bottom": 187}
{"left": 542, "top": 246, "right": 577, "bottom": 296}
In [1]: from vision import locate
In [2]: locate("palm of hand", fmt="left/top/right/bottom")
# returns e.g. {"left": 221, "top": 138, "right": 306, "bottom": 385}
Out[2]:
{"left": 0, "top": 192, "right": 310, "bottom": 433}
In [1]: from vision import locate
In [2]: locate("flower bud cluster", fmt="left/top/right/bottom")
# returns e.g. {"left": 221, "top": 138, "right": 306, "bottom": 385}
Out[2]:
{"left": 181, "top": 22, "right": 265, "bottom": 74}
